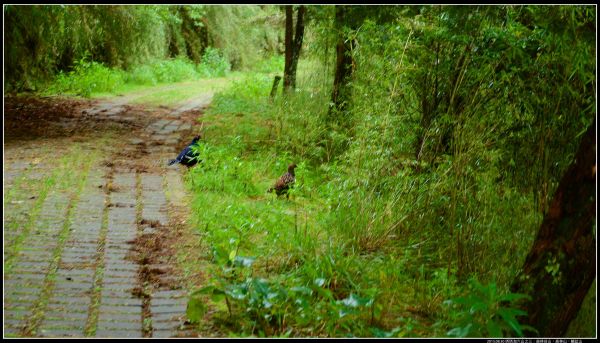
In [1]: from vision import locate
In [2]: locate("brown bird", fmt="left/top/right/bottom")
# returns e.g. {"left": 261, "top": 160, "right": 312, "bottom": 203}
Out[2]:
{"left": 267, "top": 163, "right": 297, "bottom": 198}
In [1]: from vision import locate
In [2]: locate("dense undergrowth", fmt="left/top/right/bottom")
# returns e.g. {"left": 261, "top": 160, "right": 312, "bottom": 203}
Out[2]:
{"left": 181, "top": 6, "right": 595, "bottom": 337}
{"left": 182, "top": 60, "right": 547, "bottom": 337}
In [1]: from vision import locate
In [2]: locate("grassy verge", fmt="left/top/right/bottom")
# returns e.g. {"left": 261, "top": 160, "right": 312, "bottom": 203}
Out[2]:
{"left": 183, "top": 55, "right": 549, "bottom": 338}
{"left": 182, "top": 65, "right": 453, "bottom": 337}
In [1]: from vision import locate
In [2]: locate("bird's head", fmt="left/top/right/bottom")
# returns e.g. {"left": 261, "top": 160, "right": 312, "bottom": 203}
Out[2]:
{"left": 288, "top": 163, "right": 297, "bottom": 173}
{"left": 192, "top": 135, "right": 201, "bottom": 143}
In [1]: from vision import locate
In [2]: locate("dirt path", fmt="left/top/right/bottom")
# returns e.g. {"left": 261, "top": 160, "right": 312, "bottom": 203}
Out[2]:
{"left": 3, "top": 93, "right": 211, "bottom": 338}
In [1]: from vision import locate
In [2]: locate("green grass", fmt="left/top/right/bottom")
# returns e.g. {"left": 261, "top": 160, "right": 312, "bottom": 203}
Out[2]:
{"left": 180, "top": 53, "right": 563, "bottom": 338}
{"left": 43, "top": 50, "right": 236, "bottom": 99}
{"left": 42, "top": 50, "right": 280, "bottom": 101}
{"left": 129, "top": 76, "right": 238, "bottom": 107}
{"left": 182, "top": 65, "right": 465, "bottom": 337}
{"left": 21, "top": 49, "right": 589, "bottom": 337}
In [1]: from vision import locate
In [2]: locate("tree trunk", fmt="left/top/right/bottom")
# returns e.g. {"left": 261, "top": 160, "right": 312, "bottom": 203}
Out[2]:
{"left": 288, "top": 5, "right": 306, "bottom": 91}
{"left": 329, "top": 5, "right": 355, "bottom": 118}
{"left": 283, "top": 5, "right": 305, "bottom": 93}
{"left": 283, "top": 5, "right": 294, "bottom": 91}
{"left": 270, "top": 75, "right": 282, "bottom": 99}
{"left": 511, "top": 118, "right": 596, "bottom": 337}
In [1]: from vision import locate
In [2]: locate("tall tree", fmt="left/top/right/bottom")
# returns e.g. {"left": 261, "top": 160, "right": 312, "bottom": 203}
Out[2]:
{"left": 511, "top": 118, "right": 596, "bottom": 337}
{"left": 283, "top": 5, "right": 306, "bottom": 92}
{"left": 327, "top": 5, "right": 402, "bottom": 120}
{"left": 328, "top": 5, "right": 355, "bottom": 117}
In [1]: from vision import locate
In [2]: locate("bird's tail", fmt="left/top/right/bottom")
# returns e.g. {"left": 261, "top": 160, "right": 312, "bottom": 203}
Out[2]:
{"left": 168, "top": 159, "right": 178, "bottom": 166}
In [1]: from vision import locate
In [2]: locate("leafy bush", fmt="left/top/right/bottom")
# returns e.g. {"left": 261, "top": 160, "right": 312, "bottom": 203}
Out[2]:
{"left": 444, "top": 278, "right": 537, "bottom": 338}
{"left": 187, "top": 244, "right": 383, "bottom": 337}
{"left": 47, "top": 55, "right": 125, "bottom": 97}
{"left": 146, "top": 56, "right": 200, "bottom": 83}
{"left": 125, "top": 64, "right": 159, "bottom": 85}
{"left": 197, "top": 47, "right": 231, "bottom": 78}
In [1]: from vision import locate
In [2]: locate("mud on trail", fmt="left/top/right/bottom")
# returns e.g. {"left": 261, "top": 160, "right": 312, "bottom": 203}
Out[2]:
{"left": 3, "top": 93, "right": 212, "bottom": 338}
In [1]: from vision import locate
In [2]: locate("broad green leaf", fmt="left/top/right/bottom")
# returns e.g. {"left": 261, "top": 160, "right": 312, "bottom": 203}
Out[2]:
{"left": 252, "top": 278, "right": 270, "bottom": 295}
{"left": 226, "top": 285, "right": 247, "bottom": 300}
{"left": 469, "top": 301, "right": 487, "bottom": 314}
{"left": 190, "top": 285, "right": 216, "bottom": 296}
{"left": 211, "top": 292, "right": 225, "bottom": 302}
{"left": 186, "top": 296, "right": 207, "bottom": 324}
{"left": 502, "top": 307, "right": 528, "bottom": 317}
{"left": 190, "top": 285, "right": 225, "bottom": 302}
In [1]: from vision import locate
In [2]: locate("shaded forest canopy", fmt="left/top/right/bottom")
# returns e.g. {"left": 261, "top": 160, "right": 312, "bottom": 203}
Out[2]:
{"left": 3, "top": 4, "right": 596, "bottom": 338}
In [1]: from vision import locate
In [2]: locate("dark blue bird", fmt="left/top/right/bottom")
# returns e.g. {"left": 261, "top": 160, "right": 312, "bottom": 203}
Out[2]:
{"left": 169, "top": 135, "right": 201, "bottom": 167}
